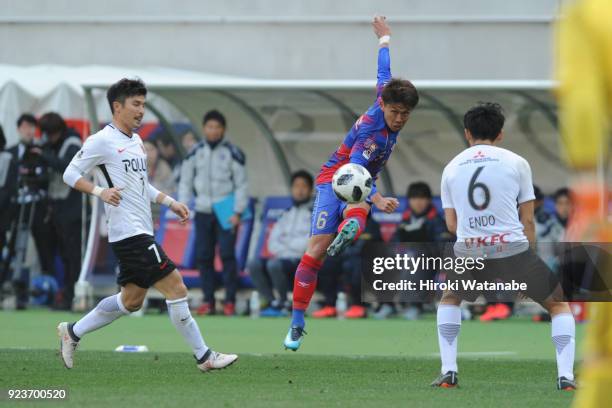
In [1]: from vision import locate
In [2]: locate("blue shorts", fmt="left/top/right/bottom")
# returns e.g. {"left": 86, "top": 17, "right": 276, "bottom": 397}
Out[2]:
{"left": 310, "top": 183, "right": 348, "bottom": 236}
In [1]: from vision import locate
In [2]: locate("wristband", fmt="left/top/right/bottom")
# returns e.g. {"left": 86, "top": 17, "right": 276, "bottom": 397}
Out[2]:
{"left": 92, "top": 186, "right": 104, "bottom": 197}
{"left": 162, "top": 196, "right": 175, "bottom": 207}
{"left": 379, "top": 35, "right": 390, "bottom": 45}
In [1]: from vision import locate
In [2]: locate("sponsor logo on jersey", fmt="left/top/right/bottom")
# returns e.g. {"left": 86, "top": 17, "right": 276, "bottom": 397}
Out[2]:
{"left": 122, "top": 158, "right": 147, "bottom": 173}
{"left": 473, "top": 150, "right": 485, "bottom": 159}
{"left": 463, "top": 232, "right": 511, "bottom": 248}
{"left": 118, "top": 147, "right": 127, "bottom": 153}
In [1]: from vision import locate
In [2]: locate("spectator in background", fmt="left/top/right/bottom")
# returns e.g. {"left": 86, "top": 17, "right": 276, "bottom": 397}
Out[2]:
{"left": 554, "top": 187, "right": 572, "bottom": 232}
{"left": 375, "top": 181, "right": 451, "bottom": 320}
{"left": 534, "top": 185, "right": 564, "bottom": 267}
{"left": 6, "top": 114, "right": 57, "bottom": 299}
{"left": 144, "top": 140, "right": 175, "bottom": 196}
{"left": 156, "top": 137, "right": 181, "bottom": 185}
{"left": 179, "top": 109, "right": 248, "bottom": 316}
{"left": 0, "top": 124, "right": 18, "bottom": 261}
{"left": 181, "top": 130, "right": 198, "bottom": 154}
{"left": 8, "top": 114, "right": 38, "bottom": 161}
{"left": 248, "top": 170, "right": 313, "bottom": 317}
{"left": 38, "top": 112, "right": 83, "bottom": 310}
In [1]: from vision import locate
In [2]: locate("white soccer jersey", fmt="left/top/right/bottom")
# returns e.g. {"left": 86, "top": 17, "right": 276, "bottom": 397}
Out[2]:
{"left": 441, "top": 144, "right": 535, "bottom": 257}
{"left": 65, "top": 124, "right": 158, "bottom": 242}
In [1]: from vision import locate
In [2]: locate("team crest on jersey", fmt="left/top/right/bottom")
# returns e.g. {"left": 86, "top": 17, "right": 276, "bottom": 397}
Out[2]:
{"left": 362, "top": 139, "right": 377, "bottom": 160}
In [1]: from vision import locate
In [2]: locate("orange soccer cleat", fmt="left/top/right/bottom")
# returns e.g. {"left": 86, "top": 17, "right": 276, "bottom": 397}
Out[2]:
{"left": 344, "top": 305, "right": 367, "bottom": 319}
{"left": 312, "top": 306, "right": 337, "bottom": 318}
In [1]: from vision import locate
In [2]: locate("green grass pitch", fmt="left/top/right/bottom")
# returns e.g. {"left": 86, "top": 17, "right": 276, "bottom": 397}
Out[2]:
{"left": 0, "top": 310, "right": 582, "bottom": 407}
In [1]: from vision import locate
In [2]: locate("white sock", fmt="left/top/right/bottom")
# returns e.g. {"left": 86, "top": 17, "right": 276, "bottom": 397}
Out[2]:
{"left": 551, "top": 313, "right": 575, "bottom": 380}
{"left": 437, "top": 304, "right": 461, "bottom": 374}
{"left": 166, "top": 297, "right": 209, "bottom": 360}
{"left": 72, "top": 294, "right": 130, "bottom": 339}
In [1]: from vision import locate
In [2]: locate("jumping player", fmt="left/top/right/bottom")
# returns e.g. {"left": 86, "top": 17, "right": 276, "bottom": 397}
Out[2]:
{"left": 283, "top": 15, "right": 419, "bottom": 351}
{"left": 57, "top": 78, "right": 238, "bottom": 372}
{"left": 432, "top": 103, "right": 576, "bottom": 390}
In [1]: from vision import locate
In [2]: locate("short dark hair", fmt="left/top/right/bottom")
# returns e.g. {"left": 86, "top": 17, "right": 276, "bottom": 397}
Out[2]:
{"left": 203, "top": 110, "right": 226, "bottom": 127}
{"left": 464, "top": 102, "right": 505, "bottom": 141}
{"left": 381, "top": 78, "right": 419, "bottom": 111}
{"left": 107, "top": 78, "right": 147, "bottom": 114}
{"left": 17, "top": 113, "right": 37, "bottom": 128}
{"left": 39, "top": 112, "right": 67, "bottom": 136}
{"left": 0, "top": 124, "right": 6, "bottom": 150}
{"left": 291, "top": 170, "right": 314, "bottom": 190}
{"left": 407, "top": 181, "right": 432, "bottom": 199}
{"left": 533, "top": 185, "right": 543, "bottom": 201}
{"left": 554, "top": 187, "right": 571, "bottom": 201}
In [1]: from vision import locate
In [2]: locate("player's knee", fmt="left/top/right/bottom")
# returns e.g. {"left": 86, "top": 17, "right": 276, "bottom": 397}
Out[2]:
{"left": 306, "top": 242, "right": 327, "bottom": 261}
{"left": 543, "top": 300, "right": 570, "bottom": 316}
{"left": 169, "top": 283, "right": 188, "bottom": 299}
{"left": 123, "top": 299, "right": 143, "bottom": 312}
{"left": 439, "top": 291, "right": 461, "bottom": 306}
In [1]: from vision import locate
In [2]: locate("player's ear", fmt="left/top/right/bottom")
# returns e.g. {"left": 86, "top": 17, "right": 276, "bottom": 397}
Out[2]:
{"left": 495, "top": 130, "right": 504, "bottom": 144}
{"left": 464, "top": 129, "right": 472, "bottom": 145}
{"left": 112, "top": 100, "right": 122, "bottom": 114}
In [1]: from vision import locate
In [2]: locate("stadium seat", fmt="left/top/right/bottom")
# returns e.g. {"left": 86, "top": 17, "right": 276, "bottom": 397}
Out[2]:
{"left": 252, "top": 196, "right": 294, "bottom": 260}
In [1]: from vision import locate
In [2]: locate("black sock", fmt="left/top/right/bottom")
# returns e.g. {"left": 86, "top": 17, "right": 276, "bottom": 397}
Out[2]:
{"left": 67, "top": 322, "right": 80, "bottom": 342}
{"left": 195, "top": 348, "right": 212, "bottom": 364}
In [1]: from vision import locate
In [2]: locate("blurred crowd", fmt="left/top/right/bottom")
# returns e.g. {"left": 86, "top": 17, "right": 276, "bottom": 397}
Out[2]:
{"left": 0, "top": 110, "right": 578, "bottom": 321}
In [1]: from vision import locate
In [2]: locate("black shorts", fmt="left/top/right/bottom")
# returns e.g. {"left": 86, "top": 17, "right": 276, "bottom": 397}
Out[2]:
{"left": 447, "top": 248, "right": 562, "bottom": 303}
{"left": 110, "top": 234, "right": 176, "bottom": 289}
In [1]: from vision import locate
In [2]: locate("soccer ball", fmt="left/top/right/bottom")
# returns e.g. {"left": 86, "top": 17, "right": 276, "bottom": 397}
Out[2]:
{"left": 332, "top": 163, "right": 373, "bottom": 203}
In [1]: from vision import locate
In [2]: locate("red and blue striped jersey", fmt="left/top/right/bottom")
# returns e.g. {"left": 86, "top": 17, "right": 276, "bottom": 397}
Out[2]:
{"left": 316, "top": 47, "right": 396, "bottom": 196}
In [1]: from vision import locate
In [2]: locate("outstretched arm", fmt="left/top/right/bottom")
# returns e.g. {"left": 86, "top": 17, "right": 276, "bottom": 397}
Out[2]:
{"left": 373, "top": 15, "right": 392, "bottom": 96}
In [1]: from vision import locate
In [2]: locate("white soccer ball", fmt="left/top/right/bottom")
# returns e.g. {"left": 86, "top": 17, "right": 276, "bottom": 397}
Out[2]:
{"left": 332, "top": 163, "right": 373, "bottom": 203}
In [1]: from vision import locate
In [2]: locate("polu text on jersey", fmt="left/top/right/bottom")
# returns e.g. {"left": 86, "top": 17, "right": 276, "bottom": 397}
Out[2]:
{"left": 122, "top": 158, "right": 147, "bottom": 173}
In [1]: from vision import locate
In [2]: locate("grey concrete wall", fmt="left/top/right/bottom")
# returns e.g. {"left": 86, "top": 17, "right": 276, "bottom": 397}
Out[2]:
{"left": 1, "top": 0, "right": 563, "bottom": 80}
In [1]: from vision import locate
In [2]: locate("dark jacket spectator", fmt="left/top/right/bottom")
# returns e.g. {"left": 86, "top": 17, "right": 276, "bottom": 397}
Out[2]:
{"left": 0, "top": 125, "right": 18, "bottom": 258}
{"left": 38, "top": 112, "right": 83, "bottom": 309}
{"left": 394, "top": 182, "right": 452, "bottom": 243}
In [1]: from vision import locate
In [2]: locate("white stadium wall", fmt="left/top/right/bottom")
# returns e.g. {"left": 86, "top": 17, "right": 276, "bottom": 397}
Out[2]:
{"left": 1, "top": 0, "right": 562, "bottom": 80}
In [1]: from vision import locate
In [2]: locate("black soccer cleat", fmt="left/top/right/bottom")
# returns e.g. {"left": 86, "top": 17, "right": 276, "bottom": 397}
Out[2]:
{"left": 557, "top": 376, "right": 576, "bottom": 391}
{"left": 431, "top": 371, "right": 458, "bottom": 388}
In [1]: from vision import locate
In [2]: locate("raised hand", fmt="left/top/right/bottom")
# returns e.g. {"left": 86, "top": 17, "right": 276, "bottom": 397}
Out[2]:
{"left": 372, "top": 15, "right": 391, "bottom": 38}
